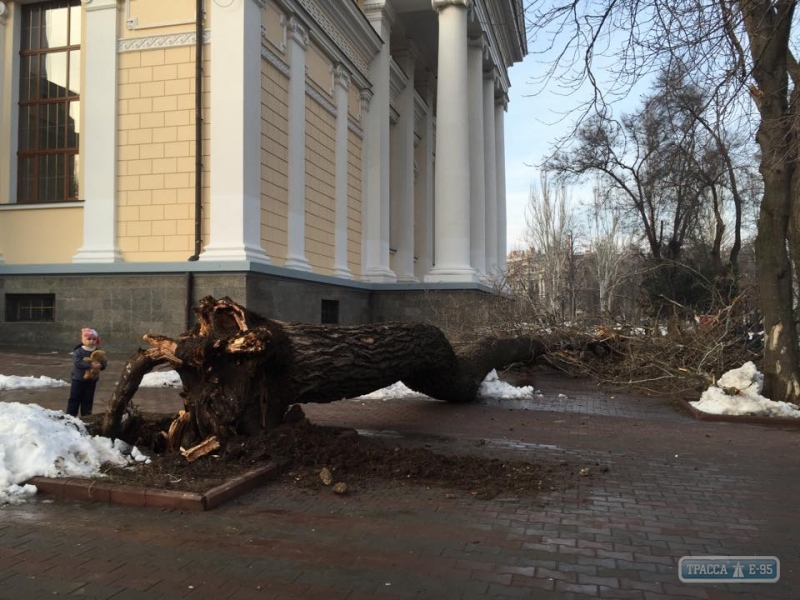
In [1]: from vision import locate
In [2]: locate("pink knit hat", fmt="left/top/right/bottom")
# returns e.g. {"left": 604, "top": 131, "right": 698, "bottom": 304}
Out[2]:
{"left": 82, "top": 327, "right": 101, "bottom": 346}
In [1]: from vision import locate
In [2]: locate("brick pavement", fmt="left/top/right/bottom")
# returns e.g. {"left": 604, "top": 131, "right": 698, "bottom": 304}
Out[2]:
{"left": 0, "top": 349, "right": 798, "bottom": 599}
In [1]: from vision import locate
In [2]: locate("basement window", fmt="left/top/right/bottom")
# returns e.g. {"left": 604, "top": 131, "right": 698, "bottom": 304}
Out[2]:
{"left": 5, "top": 293, "right": 56, "bottom": 322}
{"left": 321, "top": 299, "right": 339, "bottom": 325}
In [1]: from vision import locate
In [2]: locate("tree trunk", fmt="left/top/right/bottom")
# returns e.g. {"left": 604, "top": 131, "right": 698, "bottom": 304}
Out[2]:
{"left": 741, "top": 0, "right": 800, "bottom": 403}
{"left": 102, "top": 297, "right": 545, "bottom": 447}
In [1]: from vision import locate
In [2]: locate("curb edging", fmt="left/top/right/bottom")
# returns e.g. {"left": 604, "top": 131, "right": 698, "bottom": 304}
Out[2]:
{"left": 27, "top": 461, "right": 284, "bottom": 511}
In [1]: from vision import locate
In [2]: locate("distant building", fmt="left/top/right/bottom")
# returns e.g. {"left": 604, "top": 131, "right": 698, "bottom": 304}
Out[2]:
{"left": 0, "top": 0, "right": 526, "bottom": 350}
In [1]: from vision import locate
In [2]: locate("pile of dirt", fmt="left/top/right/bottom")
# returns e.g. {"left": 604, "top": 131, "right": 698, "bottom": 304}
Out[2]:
{"left": 91, "top": 411, "right": 585, "bottom": 500}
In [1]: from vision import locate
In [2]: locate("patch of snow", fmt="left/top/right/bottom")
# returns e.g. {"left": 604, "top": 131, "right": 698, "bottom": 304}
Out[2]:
{"left": 0, "top": 403, "right": 136, "bottom": 505}
{"left": 691, "top": 362, "right": 800, "bottom": 419}
{"left": 478, "top": 369, "right": 534, "bottom": 400}
{"left": 0, "top": 375, "right": 68, "bottom": 390}
{"left": 140, "top": 370, "right": 182, "bottom": 388}
{"left": 355, "top": 381, "right": 423, "bottom": 400}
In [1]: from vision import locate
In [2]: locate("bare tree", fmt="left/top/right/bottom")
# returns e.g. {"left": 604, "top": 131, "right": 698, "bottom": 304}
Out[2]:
{"left": 524, "top": 173, "right": 578, "bottom": 320}
{"left": 526, "top": 0, "right": 800, "bottom": 402}
{"left": 589, "top": 187, "right": 635, "bottom": 316}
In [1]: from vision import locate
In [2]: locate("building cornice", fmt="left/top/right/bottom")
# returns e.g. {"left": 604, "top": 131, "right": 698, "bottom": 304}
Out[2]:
{"left": 295, "top": 0, "right": 381, "bottom": 84}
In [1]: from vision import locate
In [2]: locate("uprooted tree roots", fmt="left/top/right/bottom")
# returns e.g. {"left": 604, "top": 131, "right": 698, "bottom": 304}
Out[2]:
{"left": 101, "top": 296, "right": 546, "bottom": 457}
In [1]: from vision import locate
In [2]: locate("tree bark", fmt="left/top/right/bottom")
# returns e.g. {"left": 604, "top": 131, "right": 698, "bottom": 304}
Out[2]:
{"left": 102, "top": 296, "right": 545, "bottom": 447}
{"left": 742, "top": 0, "right": 800, "bottom": 403}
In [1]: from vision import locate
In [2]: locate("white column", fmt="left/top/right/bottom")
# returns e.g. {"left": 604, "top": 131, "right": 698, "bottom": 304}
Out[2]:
{"left": 414, "top": 79, "right": 435, "bottom": 280}
{"left": 483, "top": 71, "right": 498, "bottom": 275}
{"left": 283, "top": 16, "right": 312, "bottom": 271}
{"left": 72, "top": 0, "right": 122, "bottom": 263}
{"left": 390, "top": 48, "right": 418, "bottom": 282}
{"left": 201, "top": 0, "right": 270, "bottom": 263}
{"left": 0, "top": 4, "right": 6, "bottom": 262}
{"left": 362, "top": 3, "right": 395, "bottom": 282}
{"left": 426, "top": 0, "right": 476, "bottom": 283}
{"left": 332, "top": 65, "right": 352, "bottom": 279}
{"left": 495, "top": 97, "right": 508, "bottom": 274}
{"left": 467, "top": 36, "right": 486, "bottom": 276}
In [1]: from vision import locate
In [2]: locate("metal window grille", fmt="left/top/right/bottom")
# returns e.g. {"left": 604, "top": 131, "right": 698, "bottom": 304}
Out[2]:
{"left": 5, "top": 294, "right": 56, "bottom": 322}
{"left": 320, "top": 299, "right": 339, "bottom": 325}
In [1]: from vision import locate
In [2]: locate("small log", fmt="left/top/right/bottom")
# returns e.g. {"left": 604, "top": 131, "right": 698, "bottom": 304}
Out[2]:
{"left": 181, "top": 436, "right": 220, "bottom": 462}
{"left": 167, "top": 410, "right": 193, "bottom": 453}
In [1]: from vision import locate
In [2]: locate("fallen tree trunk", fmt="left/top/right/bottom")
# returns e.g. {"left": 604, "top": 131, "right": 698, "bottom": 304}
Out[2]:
{"left": 102, "top": 296, "right": 544, "bottom": 448}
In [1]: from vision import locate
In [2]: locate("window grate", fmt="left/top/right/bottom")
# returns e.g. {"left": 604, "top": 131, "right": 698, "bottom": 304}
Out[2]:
{"left": 5, "top": 294, "right": 56, "bottom": 322}
{"left": 321, "top": 299, "right": 339, "bottom": 325}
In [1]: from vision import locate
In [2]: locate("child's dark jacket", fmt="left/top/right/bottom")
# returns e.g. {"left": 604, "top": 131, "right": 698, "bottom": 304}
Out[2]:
{"left": 70, "top": 346, "right": 107, "bottom": 381}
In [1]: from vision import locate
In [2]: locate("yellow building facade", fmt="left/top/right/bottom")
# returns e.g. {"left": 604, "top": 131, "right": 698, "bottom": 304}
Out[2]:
{"left": 0, "top": 0, "right": 526, "bottom": 350}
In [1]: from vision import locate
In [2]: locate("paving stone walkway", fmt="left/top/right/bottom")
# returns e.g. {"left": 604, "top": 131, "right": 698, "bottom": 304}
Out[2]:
{"left": 0, "top": 349, "right": 798, "bottom": 599}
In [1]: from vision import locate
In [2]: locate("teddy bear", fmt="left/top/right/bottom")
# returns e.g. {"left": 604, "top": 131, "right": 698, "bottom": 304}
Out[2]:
{"left": 82, "top": 349, "right": 107, "bottom": 380}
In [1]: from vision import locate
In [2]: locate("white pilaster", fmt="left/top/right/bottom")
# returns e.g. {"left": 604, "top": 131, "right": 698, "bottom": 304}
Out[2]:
{"left": 426, "top": 0, "right": 476, "bottom": 283}
{"left": 201, "top": 0, "right": 270, "bottom": 263}
{"left": 72, "top": 0, "right": 122, "bottom": 263}
{"left": 495, "top": 97, "right": 508, "bottom": 274}
{"left": 390, "top": 47, "right": 418, "bottom": 282}
{"left": 283, "top": 16, "right": 312, "bottom": 271}
{"left": 362, "top": 3, "right": 396, "bottom": 282}
{"left": 0, "top": 4, "right": 6, "bottom": 266}
{"left": 414, "top": 79, "right": 435, "bottom": 280}
{"left": 483, "top": 71, "right": 498, "bottom": 275}
{"left": 332, "top": 65, "right": 352, "bottom": 279}
{"left": 467, "top": 36, "right": 486, "bottom": 276}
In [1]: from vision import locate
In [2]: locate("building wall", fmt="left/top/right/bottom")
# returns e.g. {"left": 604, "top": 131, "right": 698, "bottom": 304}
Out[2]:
{"left": 117, "top": 46, "right": 209, "bottom": 261}
{"left": 0, "top": 206, "right": 83, "bottom": 263}
{"left": 261, "top": 60, "right": 289, "bottom": 263}
{"left": 305, "top": 97, "right": 336, "bottom": 274}
{"left": 0, "top": 271, "right": 497, "bottom": 353}
{"left": 347, "top": 129, "right": 363, "bottom": 275}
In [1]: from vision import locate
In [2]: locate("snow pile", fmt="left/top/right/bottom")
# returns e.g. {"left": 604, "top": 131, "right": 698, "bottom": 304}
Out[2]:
{"left": 0, "top": 403, "right": 137, "bottom": 505}
{"left": 356, "top": 381, "right": 421, "bottom": 400}
{"left": 140, "top": 370, "right": 182, "bottom": 388}
{"left": 479, "top": 369, "right": 535, "bottom": 399}
{"left": 691, "top": 362, "right": 800, "bottom": 418}
{"left": 355, "top": 370, "right": 535, "bottom": 401}
{"left": 0, "top": 374, "right": 68, "bottom": 390}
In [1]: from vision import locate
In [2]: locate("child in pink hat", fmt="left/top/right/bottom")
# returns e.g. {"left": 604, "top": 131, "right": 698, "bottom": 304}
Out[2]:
{"left": 66, "top": 328, "right": 107, "bottom": 417}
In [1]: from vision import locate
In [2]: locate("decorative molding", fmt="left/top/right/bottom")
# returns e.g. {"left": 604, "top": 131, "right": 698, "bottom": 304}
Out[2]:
{"left": 306, "top": 82, "right": 337, "bottom": 117}
{"left": 333, "top": 64, "right": 351, "bottom": 91}
{"left": 359, "top": 88, "right": 373, "bottom": 115}
{"left": 348, "top": 120, "right": 364, "bottom": 140}
{"left": 431, "top": 0, "right": 470, "bottom": 11}
{"left": 118, "top": 30, "right": 210, "bottom": 52}
{"left": 390, "top": 105, "right": 400, "bottom": 125}
{"left": 297, "top": 0, "right": 378, "bottom": 80}
{"left": 261, "top": 42, "right": 290, "bottom": 77}
{"left": 262, "top": 37, "right": 338, "bottom": 119}
{"left": 363, "top": 0, "right": 397, "bottom": 29}
{"left": 282, "top": 15, "right": 309, "bottom": 49}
